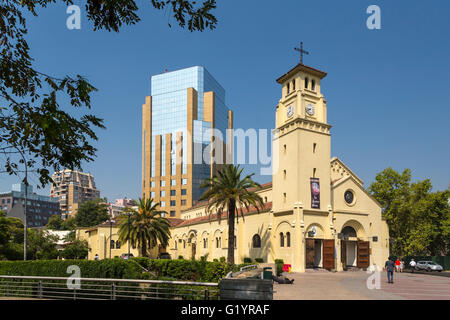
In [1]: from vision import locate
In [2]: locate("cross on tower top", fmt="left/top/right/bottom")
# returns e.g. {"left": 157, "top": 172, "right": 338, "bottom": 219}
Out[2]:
{"left": 294, "top": 42, "right": 309, "bottom": 64}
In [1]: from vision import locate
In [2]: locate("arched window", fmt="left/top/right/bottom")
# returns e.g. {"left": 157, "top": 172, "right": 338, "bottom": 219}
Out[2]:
{"left": 311, "top": 80, "right": 316, "bottom": 91}
{"left": 116, "top": 241, "right": 121, "bottom": 249}
{"left": 203, "top": 238, "right": 207, "bottom": 249}
{"left": 183, "top": 240, "right": 186, "bottom": 249}
{"left": 216, "top": 237, "right": 221, "bottom": 248}
{"left": 110, "top": 240, "right": 115, "bottom": 249}
{"left": 305, "top": 77, "right": 309, "bottom": 89}
{"left": 286, "top": 232, "right": 291, "bottom": 247}
{"left": 280, "top": 232, "right": 285, "bottom": 247}
{"left": 252, "top": 234, "right": 261, "bottom": 248}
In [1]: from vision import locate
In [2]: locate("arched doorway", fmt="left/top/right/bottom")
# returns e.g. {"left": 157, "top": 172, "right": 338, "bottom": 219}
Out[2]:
{"left": 305, "top": 224, "right": 325, "bottom": 269}
{"left": 340, "top": 221, "right": 369, "bottom": 270}
{"left": 341, "top": 226, "right": 357, "bottom": 268}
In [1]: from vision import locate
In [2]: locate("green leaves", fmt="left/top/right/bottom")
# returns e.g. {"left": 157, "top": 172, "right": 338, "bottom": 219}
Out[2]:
{"left": 199, "top": 165, "right": 265, "bottom": 264}
{"left": 118, "top": 198, "right": 171, "bottom": 257}
{"left": 74, "top": 199, "right": 110, "bottom": 228}
{"left": 369, "top": 167, "right": 450, "bottom": 256}
{"left": 1, "top": 0, "right": 216, "bottom": 187}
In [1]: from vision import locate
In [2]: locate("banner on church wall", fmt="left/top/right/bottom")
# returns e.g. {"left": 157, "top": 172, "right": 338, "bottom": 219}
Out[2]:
{"left": 310, "top": 178, "right": 320, "bottom": 209}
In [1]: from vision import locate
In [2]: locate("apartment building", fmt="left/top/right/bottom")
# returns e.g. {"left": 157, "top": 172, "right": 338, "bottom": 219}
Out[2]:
{"left": 50, "top": 169, "right": 100, "bottom": 219}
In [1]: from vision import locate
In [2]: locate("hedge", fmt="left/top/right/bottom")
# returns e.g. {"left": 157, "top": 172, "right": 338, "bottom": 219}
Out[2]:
{"left": 0, "top": 259, "right": 142, "bottom": 279}
{"left": 0, "top": 258, "right": 253, "bottom": 283}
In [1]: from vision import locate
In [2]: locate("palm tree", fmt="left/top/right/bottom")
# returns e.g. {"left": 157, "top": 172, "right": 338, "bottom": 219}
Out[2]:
{"left": 118, "top": 198, "right": 171, "bottom": 257}
{"left": 200, "top": 165, "right": 264, "bottom": 265}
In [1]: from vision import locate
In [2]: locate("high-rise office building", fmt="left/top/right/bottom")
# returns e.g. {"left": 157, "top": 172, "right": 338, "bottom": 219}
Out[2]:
{"left": 50, "top": 169, "right": 100, "bottom": 219}
{"left": 142, "top": 66, "right": 233, "bottom": 218}
{"left": 0, "top": 183, "right": 60, "bottom": 227}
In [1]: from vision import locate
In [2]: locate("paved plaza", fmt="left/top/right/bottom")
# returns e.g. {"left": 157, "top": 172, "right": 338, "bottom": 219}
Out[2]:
{"left": 274, "top": 270, "right": 450, "bottom": 300}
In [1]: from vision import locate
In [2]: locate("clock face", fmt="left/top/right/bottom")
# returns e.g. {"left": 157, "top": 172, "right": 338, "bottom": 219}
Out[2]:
{"left": 306, "top": 104, "right": 315, "bottom": 116}
{"left": 286, "top": 105, "right": 294, "bottom": 118}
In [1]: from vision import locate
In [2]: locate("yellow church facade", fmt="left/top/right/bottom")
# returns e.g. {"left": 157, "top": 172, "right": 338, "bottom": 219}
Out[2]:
{"left": 167, "top": 63, "right": 390, "bottom": 272}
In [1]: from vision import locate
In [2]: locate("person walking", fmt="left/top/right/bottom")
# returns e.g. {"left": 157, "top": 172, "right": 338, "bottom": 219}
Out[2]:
{"left": 395, "top": 258, "right": 401, "bottom": 272}
{"left": 400, "top": 259, "right": 405, "bottom": 273}
{"left": 94, "top": 254, "right": 99, "bottom": 261}
{"left": 385, "top": 258, "right": 395, "bottom": 283}
{"left": 409, "top": 259, "right": 416, "bottom": 273}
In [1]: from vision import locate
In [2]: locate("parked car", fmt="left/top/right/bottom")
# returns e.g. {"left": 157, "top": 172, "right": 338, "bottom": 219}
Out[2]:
{"left": 158, "top": 253, "right": 171, "bottom": 259}
{"left": 416, "top": 261, "right": 443, "bottom": 272}
{"left": 121, "top": 253, "right": 134, "bottom": 260}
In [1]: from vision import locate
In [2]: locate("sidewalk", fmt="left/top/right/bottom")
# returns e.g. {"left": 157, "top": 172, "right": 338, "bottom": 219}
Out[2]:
{"left": 273, "top": 270, "right": 450, "bottom": 300}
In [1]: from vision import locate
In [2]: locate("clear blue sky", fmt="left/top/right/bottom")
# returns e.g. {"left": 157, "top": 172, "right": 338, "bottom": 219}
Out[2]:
{"left": 1, "top": 0, "right": 449, "bottom": 200}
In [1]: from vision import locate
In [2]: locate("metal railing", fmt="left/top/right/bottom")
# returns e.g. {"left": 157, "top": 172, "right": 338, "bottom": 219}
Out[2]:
{"left": 0, "top": 275, "right": 219, "bottom": 300}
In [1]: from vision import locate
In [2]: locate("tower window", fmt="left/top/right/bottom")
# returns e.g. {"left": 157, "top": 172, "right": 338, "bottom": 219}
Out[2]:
{"left": 313, "top": 143, "right": 317, "bottom": 153}
{"left": 313, "top": 168, "right": 317, "bottom": 178}
{"left": 283, "top": 193, "right": 286, "bottom": 203}
{"left": 292, "top": 79, "right": 296, "bottom": 90}
{"left": 311, "top": 80, "right": 316, "bottom": 91}
{"left": 286, "top": 232, "right": 291, "bottom": 247}
{"left": 287, "top": 83, "right": 290, "bottom": 94}
{"left": 280, "top": 233, "right": 285, "bottom": 247}
{"left": 283, "top": 170, "right": 286, "bottom": 179}
{"left": 305, "top": 77, "right": 309, "bottom": 89}
{"left": 283, "top": 144, "right": 287, "bottom": 154}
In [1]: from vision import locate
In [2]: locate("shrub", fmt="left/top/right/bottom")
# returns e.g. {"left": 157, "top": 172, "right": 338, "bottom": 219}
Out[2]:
{"left": 219, "top": 257, "right": 226, "bottom": 263}
{"left": 243, "top": 257, "right": 252, "bottom": 263}
{"left": 0, "top": 258, "right": 248, "bottom": 283}
{"left": 178, "top": 255, "right": 184, "bottom": 260}
{"left": 0, "top": 259, "right": 142, "bottom": 279}
{"left": 274, "top": 259, "right": 284, "bottom": 276}
{"left": 254, "top": 258, "right": 264, "bottom": 263}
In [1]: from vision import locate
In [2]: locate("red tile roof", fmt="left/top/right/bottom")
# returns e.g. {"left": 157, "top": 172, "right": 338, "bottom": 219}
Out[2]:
{"left": 175, "top": 202, "right": 272, "bottom": 228}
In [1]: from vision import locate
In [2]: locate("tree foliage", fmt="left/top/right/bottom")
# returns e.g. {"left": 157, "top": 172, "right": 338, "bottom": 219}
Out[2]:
{"left": 61, "top": 239, "right": 89, "bottom": 259}
{"left": 199, "top": 165, "right": 264, "bottom": 265}
{"left": 118, "top": 198, "right": 171, "bottom": 257}
{"left": 368, "top": 167, "right": 450, "bottom": 256}
{"left": 0, "top": 210, "right": 24, "bottom": 260}
{"left": 74, "top": 199, "right": 109, "bottom": 228}
{"left": 26, "top": 229, "right": 60, "bottom": 260}
{"left": 0, "top": 0, "right": 217, "bottom": 186}
{"left": 46, "top": 214, "right": 76, "bottom": 230}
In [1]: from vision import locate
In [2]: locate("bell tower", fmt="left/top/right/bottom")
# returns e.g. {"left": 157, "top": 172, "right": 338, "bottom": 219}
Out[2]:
{"left": 272, "top": 62, "right": 332, "bottom": 214}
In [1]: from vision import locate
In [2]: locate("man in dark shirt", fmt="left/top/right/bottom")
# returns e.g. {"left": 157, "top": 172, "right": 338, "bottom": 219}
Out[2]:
{"left": 385, "top": 258, "right": 395, "bottom": 283}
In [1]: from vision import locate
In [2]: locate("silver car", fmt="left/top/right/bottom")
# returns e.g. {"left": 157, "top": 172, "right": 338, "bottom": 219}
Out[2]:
{"left": 416, "top": 261, "right": 443, "bottom": 272}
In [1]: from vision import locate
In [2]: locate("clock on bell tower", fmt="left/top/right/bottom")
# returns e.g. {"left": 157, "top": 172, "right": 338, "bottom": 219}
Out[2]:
{"left": 275, "top": 63, "right": 328, "bottom": 128}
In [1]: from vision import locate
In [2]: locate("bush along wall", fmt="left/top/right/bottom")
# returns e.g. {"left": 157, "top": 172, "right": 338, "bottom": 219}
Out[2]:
{"left": 0, "top": 259, "right": 142, "bottom": 279}
{"left": 0, "top": 258, "right": 254, "bottom": 283}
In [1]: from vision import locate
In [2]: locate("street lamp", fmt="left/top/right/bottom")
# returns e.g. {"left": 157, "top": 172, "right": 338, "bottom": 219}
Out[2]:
{"left": 109, "top": 218, "right": 113, "bottom": 259}
{"left": 15, "top": 148, "right": 28, "bottom": 261}
{"left": 127, "top": 212, "right": 132, "bottom": 258}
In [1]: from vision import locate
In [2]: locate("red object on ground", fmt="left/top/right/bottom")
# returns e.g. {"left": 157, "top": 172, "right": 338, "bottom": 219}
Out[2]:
{"left": 283, "top": 264, "right": 292, "bottom": 272}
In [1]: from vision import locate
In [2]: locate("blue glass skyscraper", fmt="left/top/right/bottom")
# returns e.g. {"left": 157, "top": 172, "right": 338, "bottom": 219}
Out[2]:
{"left": 142, "top": 66, "right": 233, "bottom": 217}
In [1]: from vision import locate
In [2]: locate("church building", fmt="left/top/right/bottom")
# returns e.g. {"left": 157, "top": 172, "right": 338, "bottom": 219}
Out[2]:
{"left": 167, "top": 62, "right": 390, "bottom": 272}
